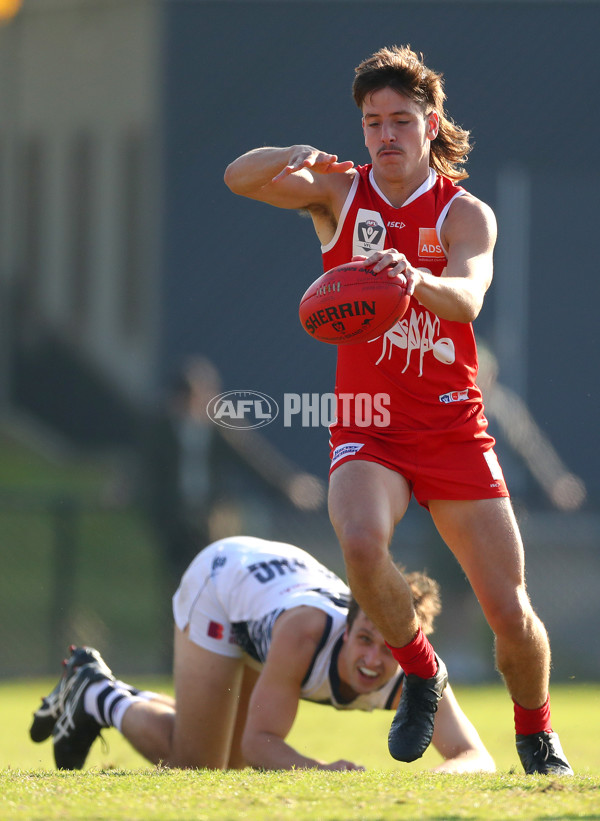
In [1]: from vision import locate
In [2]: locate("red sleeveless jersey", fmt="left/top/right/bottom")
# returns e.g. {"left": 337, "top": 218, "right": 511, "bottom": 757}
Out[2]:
{"left": 322, "top": 165, "right": 488, "bottom": 435}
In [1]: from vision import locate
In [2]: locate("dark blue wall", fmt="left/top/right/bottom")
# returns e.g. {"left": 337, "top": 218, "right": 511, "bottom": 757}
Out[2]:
{"left": 160, "top": 1, "right": 600, "bottom": 503}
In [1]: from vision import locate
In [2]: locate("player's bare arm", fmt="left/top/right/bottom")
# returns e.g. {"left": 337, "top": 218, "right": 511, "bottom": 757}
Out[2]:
{"left": 225, "top": 145, "right": 352, "bottom": 206}
{"left": 358, "top": 194, "right": 496, "bottom": 323}
{"left": 429, "top": 686, "right": 496, "bottom": 774}
{"left": 241, "top": 607, "right": 363, "bottom": 771}
{"left": 387, "top": 681, "right": 495, "bottom": 773}
{"left": 224, "top": 146, "right": 354, "bottom": 245}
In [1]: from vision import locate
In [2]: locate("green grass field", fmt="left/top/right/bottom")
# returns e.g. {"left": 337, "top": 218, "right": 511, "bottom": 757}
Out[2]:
{"left": 0, "top": 433, "right": 598, "bottom": 817}
{"left": 1, "top": 679, "right": 599, "bottom": 820}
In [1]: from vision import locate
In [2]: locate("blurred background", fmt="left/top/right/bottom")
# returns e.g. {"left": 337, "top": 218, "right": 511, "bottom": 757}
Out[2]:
{"left": 0, "top": 0, "right": 598, "bottom": 683}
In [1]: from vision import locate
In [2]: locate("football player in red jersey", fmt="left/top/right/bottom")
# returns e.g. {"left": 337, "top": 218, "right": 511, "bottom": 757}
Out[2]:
{"left": 224, "top": 45, "right": 572, "bottom": 776}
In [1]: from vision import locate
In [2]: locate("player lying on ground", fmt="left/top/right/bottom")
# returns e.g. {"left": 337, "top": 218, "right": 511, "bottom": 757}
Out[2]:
{"left": 31, "top": 536, "right": 494, "bottom": 773}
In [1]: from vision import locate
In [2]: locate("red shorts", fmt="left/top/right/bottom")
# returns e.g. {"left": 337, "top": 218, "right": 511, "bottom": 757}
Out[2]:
{"left": 329, "top": 425, "right": 509, "bottom": 508}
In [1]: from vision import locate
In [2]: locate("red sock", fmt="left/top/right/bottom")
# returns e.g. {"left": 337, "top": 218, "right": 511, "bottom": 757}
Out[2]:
{"left": 385, "top": 626, "right": 437, "bottom": 678}
{"left": 513, "top": 695, "right": 552, "bottom": 735}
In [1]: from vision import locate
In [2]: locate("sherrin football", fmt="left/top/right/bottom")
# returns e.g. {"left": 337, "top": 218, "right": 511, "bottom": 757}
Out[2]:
{"left": 299, "top": 260, "right": 410, "bottom": 345}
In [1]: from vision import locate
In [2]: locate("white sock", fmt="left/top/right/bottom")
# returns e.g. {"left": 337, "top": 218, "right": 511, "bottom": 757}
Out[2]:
{"left": 83, "top": 680, "right": 147, "bottom": 730}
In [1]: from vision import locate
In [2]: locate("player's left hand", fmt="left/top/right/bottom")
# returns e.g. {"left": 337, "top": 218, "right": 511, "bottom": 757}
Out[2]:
{"left": 352, "top": 250, "right": 422, "bottom": 296}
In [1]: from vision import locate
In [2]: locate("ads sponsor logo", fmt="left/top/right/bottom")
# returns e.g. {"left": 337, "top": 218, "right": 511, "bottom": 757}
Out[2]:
{"left": 418, "top": 227, "right": 445, "bottom": 259}
{"left": 207, "top": 390, "right": 279, "bottom": 429}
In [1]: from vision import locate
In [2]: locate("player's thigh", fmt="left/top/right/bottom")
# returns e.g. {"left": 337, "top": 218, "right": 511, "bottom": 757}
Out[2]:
{"left": 227, "top": 663, "right": 261, "bottom": 769}
{"left": 429, "top": 497, "right": 527, "bottom": 616}
{"left": 328, "top": 459, "right": 411, "bottom": 545}
{"left": 171, "top": 624, "right": 244, "bottom": 769}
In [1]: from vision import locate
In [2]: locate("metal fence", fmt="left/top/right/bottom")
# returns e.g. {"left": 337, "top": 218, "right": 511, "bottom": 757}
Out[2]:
{"left": 0, "top": 494, "right": 165, "bottom": 678}
{"left": 2, "top": 487, "right": 599, "bottom": 683}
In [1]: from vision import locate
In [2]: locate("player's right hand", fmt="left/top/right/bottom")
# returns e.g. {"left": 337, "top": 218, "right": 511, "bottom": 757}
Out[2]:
{"left": 320, "top": 759, "right": 365, "bottom": 771}
{"left": 272, "top": 146, "right": 353, "bottom": 182}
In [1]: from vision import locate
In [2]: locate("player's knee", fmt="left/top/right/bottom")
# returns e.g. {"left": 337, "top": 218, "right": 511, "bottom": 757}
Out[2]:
{"left": 484, "top": 591, "right": 536, "bottom": 639}
{"left": 336, "top": 521, "right": 390, "bottom": 569}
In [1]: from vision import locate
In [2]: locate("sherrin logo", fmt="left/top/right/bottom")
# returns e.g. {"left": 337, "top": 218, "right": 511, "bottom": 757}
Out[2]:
{"left": 304, "top": 300, "right": 376, "bottom": 335}
{"left": 207, "top": 390, "right": 279, "bottom": 429}
{"left": 418, "top": 227, "right": 445, "bottom": 259}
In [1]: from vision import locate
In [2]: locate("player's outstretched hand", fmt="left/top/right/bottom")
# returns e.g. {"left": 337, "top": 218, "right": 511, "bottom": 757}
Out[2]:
{"left": 320, "top": 759, "right": 365, "bottom": 772}
{"left": 273, "top": 146, "right": 353, "bottom": 182}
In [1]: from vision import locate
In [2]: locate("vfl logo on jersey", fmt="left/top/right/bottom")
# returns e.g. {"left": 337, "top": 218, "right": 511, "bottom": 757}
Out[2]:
{"left": 418, "top": 227, "right": 445, "bottom": 260}
{"left": 439, "top": 389, "right": 469, "bottom": 404}
{"left": 359, "top": 220, "right": 383, "bottom": 246}
{"left": 353, "top": 208, "right": 386, "bottom": 256}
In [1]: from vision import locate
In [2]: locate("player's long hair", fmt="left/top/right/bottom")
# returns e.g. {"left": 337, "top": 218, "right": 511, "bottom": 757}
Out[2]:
{"left": 346, "top": 568, "right": 441, "bottom": 636}
{"left": 352, "top": 45, "right": 472, "bottom": 182}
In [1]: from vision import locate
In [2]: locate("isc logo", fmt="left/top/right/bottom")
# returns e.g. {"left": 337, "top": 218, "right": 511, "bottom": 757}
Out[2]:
{"left": 207, "top": 390, "right": 279, "bottom": 429}
{"left": 418, "top": 227, "right": 445, "bottom": 259}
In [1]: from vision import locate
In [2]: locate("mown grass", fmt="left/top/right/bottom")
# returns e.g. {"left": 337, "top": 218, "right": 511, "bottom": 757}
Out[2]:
{"left": 1, "top": 680, "right": 599, "bottom": 820}
{"left": 1, "top": 768, "right": 599, "bottom": 821}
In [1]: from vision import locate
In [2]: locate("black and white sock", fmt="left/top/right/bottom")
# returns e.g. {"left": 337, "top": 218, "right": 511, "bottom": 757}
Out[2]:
{"left": 84, "top": 679, "right": 158, "bottom": 732}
